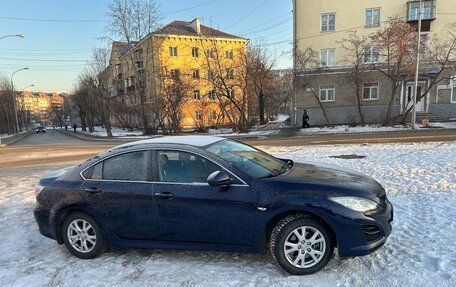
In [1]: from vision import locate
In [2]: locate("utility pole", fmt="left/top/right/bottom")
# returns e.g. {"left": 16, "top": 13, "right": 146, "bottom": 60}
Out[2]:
{"left": 292, "top": 0, "right": 298, "bottom": 126}
{"left": 411, "top": 0, "right": 423, "bottom": 129}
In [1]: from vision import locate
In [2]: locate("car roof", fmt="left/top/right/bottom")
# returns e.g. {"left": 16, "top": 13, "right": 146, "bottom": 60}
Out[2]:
{"left": 112, "top": 135, "right": 226, "bottom": 150}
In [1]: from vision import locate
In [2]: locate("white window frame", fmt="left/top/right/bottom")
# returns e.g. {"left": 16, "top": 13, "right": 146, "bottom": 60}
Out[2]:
{"left": 320, "top": 49, "right": 336, "bottom": 67}
{"left": 226, "top": 69, "right": 234, "bottom": 79}
{"left": 209, "top": 110, "right": 217, "bottom": 121}
{"left": 364, "top": 46, "right": 379, "bottom": 63}
{"left": 192, "top": 69, "right": 200, "bottom": 79}
{"left": 206, "top": 49, "right": 214, "bottom": 59}
{"left": 193, "top": 90, "right": 201, "bottom": 101}
{"left": 169, "top": 46, "right": 178, "bottom": 57}
{"left": 365, "top": 8, "right": 381, "bottom": 27}
{"left": 227, "top": 88, "right": 234, "bottom": 98}
{"left": 170, "top": 69, "right": 179, "bottom": 79}
{"left": 192, "top": 47, "right": 199, "bottom": 58}
{"left": 321, "top": 13, "right": 335, "bottom": 32}
{"left": 363, "top": 82, "right": 379, "bottom": 101}
{"left": 208, "top": 89, "right": 217, "bottom": 101}
{"left": 319, "top": 85, "right": 335, "bottom": 102}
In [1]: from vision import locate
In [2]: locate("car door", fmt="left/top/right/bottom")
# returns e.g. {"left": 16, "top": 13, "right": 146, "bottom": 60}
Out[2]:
{"left": 80, "top": 150, "right": 159, "bottom": 240}
{"left": 153, "top": 149, "right": 255, "bottom": 246}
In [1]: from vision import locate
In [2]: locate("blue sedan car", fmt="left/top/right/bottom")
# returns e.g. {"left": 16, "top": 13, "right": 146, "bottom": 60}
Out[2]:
{"left": 33, "top": 136, "right": 393, "bottom": 275}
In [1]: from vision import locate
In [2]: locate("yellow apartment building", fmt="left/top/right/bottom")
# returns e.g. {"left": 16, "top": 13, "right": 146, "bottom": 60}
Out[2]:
{"left": 16, "top": 91, "right": 65, "bottom": 126}
{"left": 102, "top": 18, "right": 248, "bottom": 130}
{"left": 292, "top": 0, "right": 456, "bottom": 125}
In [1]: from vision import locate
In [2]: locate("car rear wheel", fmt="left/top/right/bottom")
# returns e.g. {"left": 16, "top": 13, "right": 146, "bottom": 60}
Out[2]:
{"left": 62, "top": 212, "right": 106, "bottom": 259}
{"left": 270, "top": 214, "right": 334, "bottom": 275}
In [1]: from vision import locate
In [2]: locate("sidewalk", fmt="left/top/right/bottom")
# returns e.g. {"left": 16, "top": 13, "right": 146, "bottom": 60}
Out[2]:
{"left": 0, "top": 131, "right": 34, "bottom": 146}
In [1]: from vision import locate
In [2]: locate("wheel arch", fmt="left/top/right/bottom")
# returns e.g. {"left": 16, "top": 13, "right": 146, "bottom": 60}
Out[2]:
{"left": 262, "top": 210, "right": 337, "bottom": 253}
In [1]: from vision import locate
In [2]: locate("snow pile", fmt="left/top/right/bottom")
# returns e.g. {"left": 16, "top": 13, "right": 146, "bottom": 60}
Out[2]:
{"left": 0, "top": 142, "right": 455, "bottom": 286}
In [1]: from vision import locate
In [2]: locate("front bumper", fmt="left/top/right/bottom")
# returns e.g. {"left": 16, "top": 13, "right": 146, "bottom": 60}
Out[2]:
{"left": 329, "top": 196, "right": 393, "bottom": 257}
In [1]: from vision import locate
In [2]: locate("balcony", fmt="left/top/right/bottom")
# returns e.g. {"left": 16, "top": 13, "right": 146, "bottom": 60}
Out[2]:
{"left": 407, "top": 1, "right": 436, "bottom": 22}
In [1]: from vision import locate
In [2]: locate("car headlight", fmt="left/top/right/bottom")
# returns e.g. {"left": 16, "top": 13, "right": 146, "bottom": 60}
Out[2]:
{"left": 329, "top": 196, "right": 380, "bottom": 213}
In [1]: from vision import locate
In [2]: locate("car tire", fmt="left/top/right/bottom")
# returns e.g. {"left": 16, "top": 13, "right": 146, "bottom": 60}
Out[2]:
{"left": 270, "top": 214, "right": 334, "bottom": 275}
{"left": 62, "top": 212, "right": 106, "bottom": 259}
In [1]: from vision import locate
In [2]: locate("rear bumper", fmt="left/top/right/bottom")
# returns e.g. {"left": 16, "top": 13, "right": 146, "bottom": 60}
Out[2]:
{"left": 33, "top": 208, "right": 57, "bottom": 241}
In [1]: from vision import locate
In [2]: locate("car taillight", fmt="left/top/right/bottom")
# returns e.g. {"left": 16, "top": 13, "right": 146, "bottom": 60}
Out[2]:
{"left": 34, "top": 184, "right": 45, "bottom": 197}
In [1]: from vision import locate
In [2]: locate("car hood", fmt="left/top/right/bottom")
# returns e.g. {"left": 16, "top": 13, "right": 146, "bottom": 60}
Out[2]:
{"left": 274, "top": 162, "right": 385, "bottom": 197}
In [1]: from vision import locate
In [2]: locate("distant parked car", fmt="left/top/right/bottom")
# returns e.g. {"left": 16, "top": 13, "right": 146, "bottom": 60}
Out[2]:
{"left": 33, "top": 136, "right": 393, "bottom": 275}
{"left": 36, "top": 126, "right": 46, "bottom": 133}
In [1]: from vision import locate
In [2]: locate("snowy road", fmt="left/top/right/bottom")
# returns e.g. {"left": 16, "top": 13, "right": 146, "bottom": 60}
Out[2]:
{"left": 0, "top": 142, "right": 455, "bottom": 287}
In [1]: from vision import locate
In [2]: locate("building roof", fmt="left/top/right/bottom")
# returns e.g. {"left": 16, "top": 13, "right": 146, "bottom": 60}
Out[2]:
{"left": 113, "top": 41, "right": 137, "bottom": 57}
{"left": 155, "top": 20, "right": 245, "bottom": 40}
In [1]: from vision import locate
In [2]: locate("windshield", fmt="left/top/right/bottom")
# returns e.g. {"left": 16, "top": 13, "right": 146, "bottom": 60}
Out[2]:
{"left": 204, "top": 139, "right": 292, "bottom": 178}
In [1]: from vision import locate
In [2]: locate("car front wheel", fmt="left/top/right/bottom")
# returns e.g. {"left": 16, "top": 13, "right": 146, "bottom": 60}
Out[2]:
{"left": 270, "top": 214, "right": 334, "bottom": 275}
{"left": 62, "top": 212, "right": 106, "bottom": 259}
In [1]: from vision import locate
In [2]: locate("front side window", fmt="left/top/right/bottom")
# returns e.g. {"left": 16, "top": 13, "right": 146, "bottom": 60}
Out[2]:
{"left": 321, "top": 13, "right": 335, "bottom": 32}
{"left": 319, "top": 85, "right": 335, "bottom": 102}
{"left": 204, "top": 139, "right": 289, "bottom": 178}
{"left": 365, "top": 8, "right": 381, "bottom": 27}
{"left": 363, "top": 82, "right": 379, "bottom": 100}
{"left": 157, "top": 150, "right": 221, "bottom": 183}
{"left": 320, "top": 49, "right": 336, "bottom": 67}
{"left": 86, "top": 151, "right": 148, "bottom": 181}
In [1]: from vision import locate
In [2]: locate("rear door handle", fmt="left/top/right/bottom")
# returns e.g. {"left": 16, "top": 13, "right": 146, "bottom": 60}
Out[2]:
{"left": 154, "top": 192, "right": 174, "bottom": 199}
{"left": 84, "top": 187, "right": 102, "bottom": 194}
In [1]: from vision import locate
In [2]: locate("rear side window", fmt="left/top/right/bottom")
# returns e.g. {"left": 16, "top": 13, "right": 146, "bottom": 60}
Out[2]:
{"left": 84, "top": 151, "right": 148, "bottom": 181}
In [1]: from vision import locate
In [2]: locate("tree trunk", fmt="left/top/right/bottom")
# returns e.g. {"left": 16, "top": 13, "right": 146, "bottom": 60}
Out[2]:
{"left": 259, "top": 92, "right": 265, "bottom": 125}
{"left": 356, "top": 84, "right": 365, "bottom": 125}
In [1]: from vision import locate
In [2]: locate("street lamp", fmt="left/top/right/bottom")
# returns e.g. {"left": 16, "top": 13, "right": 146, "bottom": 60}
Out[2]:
{"left": 0, "top": 34, "right": 25, "bottom": 40}
{"left": 11, "top": 68, "right": 29, "bottom": 133}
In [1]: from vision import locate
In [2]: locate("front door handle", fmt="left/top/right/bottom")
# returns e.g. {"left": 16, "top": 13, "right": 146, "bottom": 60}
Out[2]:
{"left": 84, "top": 187, "right": 102, "bottom": 194}
{"left": 154, "top": 192, "right": 174, "bottom": 199}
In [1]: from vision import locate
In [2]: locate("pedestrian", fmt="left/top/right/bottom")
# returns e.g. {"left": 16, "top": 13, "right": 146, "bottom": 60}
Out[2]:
{"left": 302, "top": 110, "right": 311, "bottom": 128}
{"left": 73, "top": 123, "right": 77, "bottom": 133}
{"left": 65, "top": 125, "right": 68, "bottom": 131}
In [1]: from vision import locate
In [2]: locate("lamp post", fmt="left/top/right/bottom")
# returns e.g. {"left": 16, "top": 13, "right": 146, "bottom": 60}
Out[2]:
{"left": 11, "top": 67, "right": 29, "bottom": 133}
{"left": 21, "top": 84, "right": 35, "bottom": 131}
{"left": 0, "top": 34, "right": 25, "bottom": 40}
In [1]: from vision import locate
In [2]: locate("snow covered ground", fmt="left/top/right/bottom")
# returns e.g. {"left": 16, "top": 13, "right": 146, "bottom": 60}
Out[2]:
{"left": 0, "top": 142, "right": 455, "bottom": 286}
{"left": 298, "top": 122, "right": 456, "bottom": 135}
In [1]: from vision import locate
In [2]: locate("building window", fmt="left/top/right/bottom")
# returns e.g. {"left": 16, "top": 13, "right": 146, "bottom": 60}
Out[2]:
{"left": 195, "top": 110, "right": 203, "bottom": 121}
{"left": 170, "top": 69, "right": 180, "bottom": 80}
{"left": 208, "top": 90, "right": 217, "bottom": 101}
{"left": 206, "top": 49, "right": 214, "bottom": 59}
{"left": 319, "top": 85, "right": 335, "bottom": 102}
{"left": 226, "top": 69, "right": 234, "bottom": 79}
{"left": 363, "top": 82, "right": 379, "bottom": 100}
{"left": 225, "top": 50, "right": 233, "bottom": 59}
{"left": 452, "top": 77, "right": 456, "bottom": 103}
{"left": 192, "top": 47, "right": 199, "bottom": 58}
{"left": 192, "top": 69, "right": 200, "bottom": 79}
{"left": 408, "top": 1, "right": 435, "bottom": 21}
{"left": 209, "top": 110, "right": 217, "bottom": 121}
{"left": 208, "top": 69, "right": 215, "bottom": 81}
{"left": 321, "top": 13, "right": 335, "bottom": 32}
{"left": 320, "top": 49, "right": 336, "bottom": 67}
{"left": 193, "top": 90, "right": 201, "bottom": 100}
{"left": 364, "top": 46, "right": 379, "bottom": 63}
{"left": 365, "top": 8, "right": 381, "bottom": 27}
{"left": 169, "top": 46, "right": 178, "bottom": 57}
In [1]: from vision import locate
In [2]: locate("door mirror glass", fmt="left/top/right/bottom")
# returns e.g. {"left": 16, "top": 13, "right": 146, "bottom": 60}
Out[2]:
{"left": 207, "top": 170, "right": 232, "bottom": 187}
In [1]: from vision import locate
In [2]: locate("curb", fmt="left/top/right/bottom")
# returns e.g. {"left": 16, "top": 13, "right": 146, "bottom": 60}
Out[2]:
{"left": 0, "top": 131, "right": 34, "bottom": 146}
{"left": 57, "top": 130, "right": 131, "bottom": 143}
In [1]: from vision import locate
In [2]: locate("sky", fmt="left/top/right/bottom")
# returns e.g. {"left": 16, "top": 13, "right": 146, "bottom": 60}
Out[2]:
{"left": 0, "top": 0, "right": 292, "bottom": 93}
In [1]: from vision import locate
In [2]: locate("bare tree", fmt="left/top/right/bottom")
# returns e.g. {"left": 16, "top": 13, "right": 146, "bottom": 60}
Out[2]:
{"left": 106, "top": 0, "right": 161, "bottom": 135}
{"left": 370, "top": 16, "right": 417, "bottom": 125}
{"left": 0, "top": 73, "right": 16, "bottom": 134}
{"left": 295, "top": 46, "right": 331, "bottom": 125}
{"left": 339, "top": 31, "right": 374, "bottom": 124}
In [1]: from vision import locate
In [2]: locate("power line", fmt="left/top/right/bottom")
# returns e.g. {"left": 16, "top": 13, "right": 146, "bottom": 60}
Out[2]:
{"left": 225, "top": 0, "right": 271, "bottom": 30}
{"left": 163, "top": 0, "right": 222, "bottom": 15}
{"left": 240, "top": 17, "right": 291, "bottom": 36}
{"left": 0, "top": 57, "right": 87, "bottom": 62}
{"left": 234, "top": 12, "right": 290, "bottom": 34}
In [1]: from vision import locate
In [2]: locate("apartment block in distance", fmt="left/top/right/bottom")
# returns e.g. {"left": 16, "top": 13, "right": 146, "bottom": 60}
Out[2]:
{"left": 292, "top": 0, "right": 456, "bottom": 125}
{"left": 100, "top": 18, "right": 248, "bottom": 130}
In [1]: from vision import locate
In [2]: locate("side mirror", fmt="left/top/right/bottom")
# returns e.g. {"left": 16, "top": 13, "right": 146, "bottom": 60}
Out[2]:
{"left": 207, "top": 170, "right": 232, "bottom": 187}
